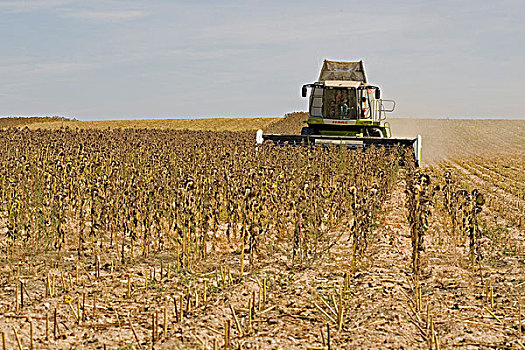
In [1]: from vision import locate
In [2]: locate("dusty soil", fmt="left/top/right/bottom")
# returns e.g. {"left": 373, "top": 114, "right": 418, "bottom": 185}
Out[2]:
{"left": 1, "top": 162, "right": 523, "bottom": 349}
{"left": 0, "top": 116, "right": 524, "bottom": 349}
{"left": 388, "top": 118, "right": 525, "bottom": 163}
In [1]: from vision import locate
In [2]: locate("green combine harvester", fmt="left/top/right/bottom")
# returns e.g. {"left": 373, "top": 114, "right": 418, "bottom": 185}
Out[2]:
{"left": 256, "top": 60, "right": 422, "bottom": 165}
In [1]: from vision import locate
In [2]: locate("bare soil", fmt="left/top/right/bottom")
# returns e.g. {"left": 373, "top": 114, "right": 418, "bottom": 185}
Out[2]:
{"left": 0, "top": 115, "right": 524, "bottom": 349}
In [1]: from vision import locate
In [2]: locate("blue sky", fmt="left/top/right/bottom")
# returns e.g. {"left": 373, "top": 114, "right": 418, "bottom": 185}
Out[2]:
{"left": 1, "top": 0, "right": 524, "bottom": 120}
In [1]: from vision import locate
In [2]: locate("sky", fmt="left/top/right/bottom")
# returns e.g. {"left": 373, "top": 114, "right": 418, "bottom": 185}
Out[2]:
{"left": 0, "top": 0, "right": 524, "bottom": 120}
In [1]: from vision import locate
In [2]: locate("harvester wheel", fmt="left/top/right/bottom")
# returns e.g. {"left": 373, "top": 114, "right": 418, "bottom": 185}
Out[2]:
{"left": 301, "top": 127, "right": 317, "bottom": 136}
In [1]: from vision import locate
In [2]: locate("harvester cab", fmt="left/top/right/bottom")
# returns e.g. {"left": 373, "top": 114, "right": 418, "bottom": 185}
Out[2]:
{"left": 256, "top": 60, "right": 422, "bottom": 166}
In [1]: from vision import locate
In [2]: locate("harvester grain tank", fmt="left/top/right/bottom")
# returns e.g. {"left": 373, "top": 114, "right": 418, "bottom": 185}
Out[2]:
{"left": 256, "top": 60, "right": 422, "bottom": 165}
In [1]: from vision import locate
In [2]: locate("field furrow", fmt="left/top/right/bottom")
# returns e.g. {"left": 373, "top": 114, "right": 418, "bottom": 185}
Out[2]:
{"left": 444, "top": 161, "right": 523, "bottom": 228}
{"left": 0, "top": 116, "right": 524, "bottom": 349}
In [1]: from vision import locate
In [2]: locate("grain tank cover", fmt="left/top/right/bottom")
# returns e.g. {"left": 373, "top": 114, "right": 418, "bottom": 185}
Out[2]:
{"left": 319, "top": 60, "right": 367, "bottom": 83}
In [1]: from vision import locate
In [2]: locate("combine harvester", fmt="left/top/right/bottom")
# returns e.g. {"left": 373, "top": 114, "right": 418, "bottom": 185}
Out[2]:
{"left": 256, "top": 60, "right": 422, "bottom": 165}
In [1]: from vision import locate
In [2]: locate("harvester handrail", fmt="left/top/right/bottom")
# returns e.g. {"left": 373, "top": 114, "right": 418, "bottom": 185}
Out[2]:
{"left": 379, "top": 99, "right": 396, "bottom": 113}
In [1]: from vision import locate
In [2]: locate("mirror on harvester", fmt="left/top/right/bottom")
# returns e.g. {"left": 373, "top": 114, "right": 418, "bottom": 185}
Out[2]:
{"left": 302, "top": 86, "right": 307, "bottom": 97}
{"left": 375, "top": 88, "right": 381, "bottom": 99}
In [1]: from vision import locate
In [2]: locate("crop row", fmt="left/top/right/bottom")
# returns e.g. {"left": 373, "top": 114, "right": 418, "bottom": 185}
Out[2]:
{"left": 0, "top": 128, "right": 411, "bottom": 271}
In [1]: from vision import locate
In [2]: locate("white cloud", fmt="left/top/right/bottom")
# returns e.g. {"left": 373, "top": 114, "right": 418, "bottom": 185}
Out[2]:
{"left": 0, "top": 1, "right": 147, "bottom": 21}
{"left": 0, "top": 59, "right": 98, "bottom": 77}
{"left": 62, "top": 9, "right": 146, "bottom": 21}
{"left": 0, "top": 0, "right": 69, "bottom": 13}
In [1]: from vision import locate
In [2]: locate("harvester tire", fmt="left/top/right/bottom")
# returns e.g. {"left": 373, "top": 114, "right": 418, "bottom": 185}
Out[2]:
{"left": 301, "top": 127, "right": 316, "bottom": 136}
